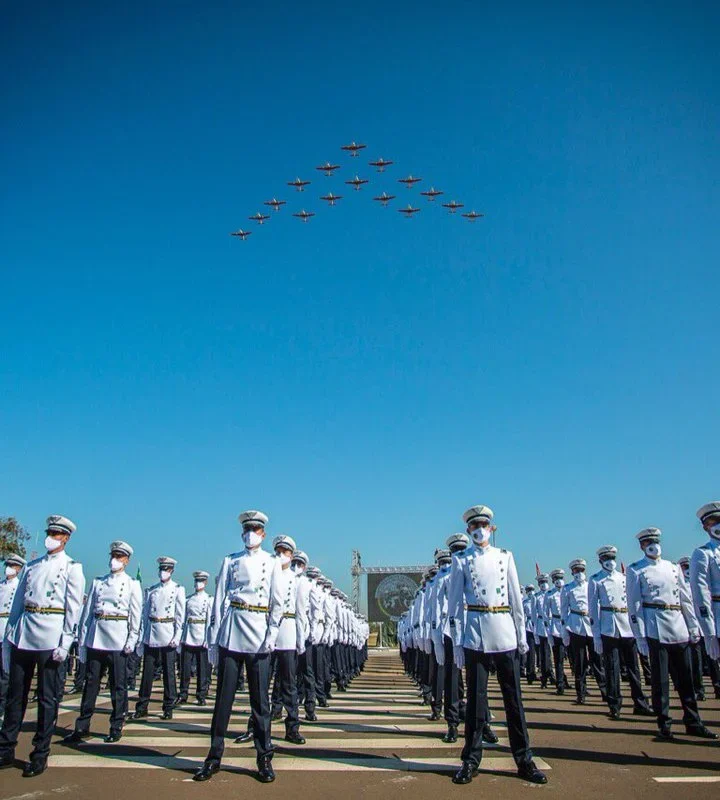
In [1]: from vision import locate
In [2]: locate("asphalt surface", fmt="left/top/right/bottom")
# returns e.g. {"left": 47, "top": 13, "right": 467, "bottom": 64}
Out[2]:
{"left": 1, "top": 649, "right": 718, "bottom": 799}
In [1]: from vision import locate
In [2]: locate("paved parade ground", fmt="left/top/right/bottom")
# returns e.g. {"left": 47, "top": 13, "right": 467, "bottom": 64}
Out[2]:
{"left": 2, "top": 649, "right": 718, "bottom": 799}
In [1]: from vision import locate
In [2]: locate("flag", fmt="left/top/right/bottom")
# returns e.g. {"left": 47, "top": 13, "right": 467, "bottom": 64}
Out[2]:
{"left": 535, "top": 562, "right": 541, "bottom": 577}
{"left": 136, "top": 565, "right": 142, "bottom": 583}
{"left": 621, "top": 562, "right": 626, "bottom": 575}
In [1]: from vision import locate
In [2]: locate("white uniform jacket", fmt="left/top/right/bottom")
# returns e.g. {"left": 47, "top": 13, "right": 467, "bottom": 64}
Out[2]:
{"left": 275, "top": 566, "right": 301, "bottom": 651}
{"left": 544, "top": 588, "right": 564, "bottom": 638}
{"left": 181, "top": 590, "right": 213, "bottom": 647}
{"left": 6, "top": 551, "right": 85, "bottom": 652}
{"left": 79, "top": 571, "right": 142, "bottom": 651}
{"left": 295, "top": 573, "right": 312, "bottom": 645}
{"left": 308, "top": 579, "right": 325, "bottom": 645}
{"left": 139, "top": 580, "right": 186, "bottom": 648}
{"left": 561, "top": 579, "right": 592, "bottom": 636}
{"left": 588, "top": 569, "right": 632, "bottom": 639}
{"left": 447, "top": 545, "right": 525, "bottom": 654}
{"left": 0, "top": 577, "right": 22, "bottom": 641}
{"left": 430, "top": 566, "right": 452, "bottom": 644}
{"left": 533, "top": 590, "right": 550, "bottom": 638}
{"left": 523, "top": 594, "right": 535, "bottom": 635}
{"left": 627, "top": 557, "right": 699, "bottom": 644}
{"left": 210, "top": 547, "right": 283, "bottom": 653}
{"left": 690, "top": 539, "right": 720, "bottom": 639}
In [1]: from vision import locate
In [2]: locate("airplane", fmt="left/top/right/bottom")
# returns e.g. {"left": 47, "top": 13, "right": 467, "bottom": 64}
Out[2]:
{"left": 287, "top": 177, "right": 311, "bottom": 192}
{"left": 398, "top": 204, "right": 420, "bottom": 217}
{"left": 316, "top": 161, "right": 341, "bottom": 176}
{"left": 264, "top": 198, "right": 286, "bottom": 212}
{"left": 249, "top": 212, "right": 270, "bottom": 225}
{"left": 462, "top": 210, "right": 484, "bottom": 221}
{"left": 293, "top": 209, "right": 315, "bottom": 223}
{"left": 345, "top": 175, "right": 369, "bottom": 191}
{"left": 341, "top": 141, "right": 367, "bottom": 157}
{"left": 373, "top": 191, "right": 396, "bottom": 206}
{"left": 398, "top": 174, "right": 422, "bottom": 188}
{"left": 321, "top": 192, "right": 343, "bottom": 206}
{"left": 420, "top": 187, "right": 444, "bottom": 201}
{"left": 442, "top": 200, "right": 464, "bottom": 213}
{"left": 230, "top": 229, "right": 252, "bottom": 240}
{"left": 369, "top": 157, "right": 393, "bottom": 173}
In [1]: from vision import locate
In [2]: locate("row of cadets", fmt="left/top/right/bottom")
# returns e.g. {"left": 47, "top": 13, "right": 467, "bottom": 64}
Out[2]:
{"left": 0, "top": 554, "right": 27, "bottom": 721}
{"left": 0, "top": 515, "right": 85, "bottom": 778}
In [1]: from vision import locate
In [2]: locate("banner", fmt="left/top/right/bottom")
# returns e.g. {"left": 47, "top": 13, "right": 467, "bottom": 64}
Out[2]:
{"left": 367, "top": 571, "right": 423, "bottom": 623}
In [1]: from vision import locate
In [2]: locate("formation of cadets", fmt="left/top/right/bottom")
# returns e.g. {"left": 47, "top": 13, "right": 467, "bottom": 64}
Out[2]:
{"left": 399, "top": 501, "right": 720, "bottom": 785}
{"left": 0, "top": 511, "right": 369, "bottom": 782}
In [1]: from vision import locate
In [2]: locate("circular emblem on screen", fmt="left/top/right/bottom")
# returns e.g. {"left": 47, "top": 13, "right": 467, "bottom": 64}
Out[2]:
{"left": 374, "top": 574, "right": 419, "bottom": 621}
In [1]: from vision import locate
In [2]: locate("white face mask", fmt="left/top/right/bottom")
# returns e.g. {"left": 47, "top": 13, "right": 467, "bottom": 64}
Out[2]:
{"left": 45, "top": 535, "right": 63, "bottom": 552}
{"left": 277, "top": 553, "right": 291, "bottom": 566}
{"left": 195, "top": 581, "right": 206, "bottom": 591}
{"left": 292, "top": 563, "right": 305, "bottom": 574}
{"left": 681, "top": 567, "right": 690, "bottom": 580}
{"left": 243, "top": 530, "right": 263, "bottom": 548}
{"left": 644, "top": 543, "right": 661, "bottom": 560}
{"left": 5, "top": 566, "right": 18, "bottom": 579}
{"left": 602, "top": 559, "right": 616, "bottom": 573}
{"left": 573, "top": 571, "right": 586, "bottom": 583}
{"left": 159, "top": 569, "right": 172, "bottom": 582}
{"left": 554, "top": 579, "right": 564, "bottom": 589}
{"left": 472, "top": 527, "right": 492, "bottom": 545}
{"left": 110, "top": 558, "right": 125, "bottom": 573}
{"left": 709, "top": 523, "right": 720, "bottom": 540}
{"left": 539, "top": 582, "right": 548, "bottom": 590}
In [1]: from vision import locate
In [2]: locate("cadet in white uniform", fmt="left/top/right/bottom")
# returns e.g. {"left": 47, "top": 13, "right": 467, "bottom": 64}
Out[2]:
{"left": 561, "top": 559, "right": 606, "bottom": 704}
{"left": 589, "top": 545, "right": 652, "bottom": 719}
{"left": 522, "top": 585, "right": 537, "bottom": 683}
{"left": 448, "top": 505, "right": 546, "bottom": 785}
{"left": 677, "top": 557, "right": 706, "bottom": 701}
{"left": 545, "top": 569, "right": 569, "bottom": 694}
{"left": 0, "top": 515, "right": 85, "bottom": 778}
{"left": 306, "top": 566, "right": 327, "bottom": 714}
{"left": 63, "top": 540, "right": 142, "bottom": 743}
{"left": 133, "top": 556, "right": 186, "bottom": 720}
{"left": 178, "top": 570, "right": 212, "bottom": 706}
{"left": 194, "top": 510, "right": 284, "bottom": 784}
{"left": 690, "top": 502, "right": 720, "bottom": 694}
{"left": 292, "top": 551, "right": 317, "bottom": 720}
{"left": 0, "top": 555, "right": 26, "bottom": 721}
{"left": 532, "top": 573, "right": 555, "bottom": 688}
{"left": 627, "top": 528, "right": 716, "bottom": 740}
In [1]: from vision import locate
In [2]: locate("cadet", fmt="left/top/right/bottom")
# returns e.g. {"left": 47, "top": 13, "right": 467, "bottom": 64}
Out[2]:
{"left": 627, "top": 528, "right": 716, "bottom": 740}
{"left": 194, "top": 510, "right": 283, "bottom": 784}
{"left": 522, "top": 585, "right": 537, "bottom": 683}
{"left": 63, "top": 540, "right": 142, "bottom": 743}
{"left": 678, "top": 557, "right": 705, "bottom": 700}
{"left": 545, "top": 569, "right": 569, "bottom": 694}
{"left": 177, "top": 570, "right": 212, "bottom": 706}
{"left": 589, "top": 545, "right": 652, "bottom": 719}
{"left": 292, "top": 551, "right": 316, "bottom": 720}
{"left": 448, "top": 505, "right": 546, "bottom": 785}
{"left": 306, "top": 566, "right": 327, "bottom": 712}
{"left": 690, "top": 502, "right": 720, "bottom": 698}
{"left": 0, "top": 555, "right": 26, "bottom": 722}
{"left": 0, "top": 515, "right": 85, "bottom": 777}
{"left": 561, "top": 559, "right": 606, "bottom": 704}
{"left": 428, "top": 549, "right": 452, "bottom": 723}
{"left": 532, "top": 573, "right": 555, "bottom": 688}
{"left": 132, "top": 556, "right": 186, "bottom": 720}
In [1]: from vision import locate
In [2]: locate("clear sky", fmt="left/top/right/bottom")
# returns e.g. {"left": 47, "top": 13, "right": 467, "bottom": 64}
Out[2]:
{"left": 2, "top": 1, "right": 718, "bottom": 602}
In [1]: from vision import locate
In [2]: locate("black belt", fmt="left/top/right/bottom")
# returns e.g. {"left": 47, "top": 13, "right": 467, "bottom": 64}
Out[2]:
{"left": 570, "top": 610, "right": 588, "bottom": 616}
{"left": 642, "top": 602, "right": 680, "bottom": 611}
{"left": 600, "top": 606, "right": 628, "bottom": 613}
{"left": 466, "top": 605, "right": 510, "bottom": 613}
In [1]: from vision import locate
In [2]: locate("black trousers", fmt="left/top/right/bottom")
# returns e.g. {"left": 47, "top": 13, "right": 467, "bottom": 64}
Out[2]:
{"left": 462, "top": 648, "right": 532, "bottom": 769}
{"left": 551, "top": 636, "right": 568, "bottom": 687}
{"left": 443, "top": 635, "right": 461, "bottom": 725}
{"left": 298, "top": 642, "right": 316, "bottom": 714}
{"left": 207, "top": 648, "right": 271, "bottom": 763}
{"left": 569, "top": 633, "right": 606, "bottom": 700}
{"left": 0, "top": 646, "right": 62, "bottom": 765}
{"left": 75, "top": 648, "right": 128, "bottom": 735}
{"left": 689, "top": 641, "right": 704, "bottom": 698}
{"left": 313, "top": 643, "right": 327, "bottom": 703}
{"left": 537, "top": 636, "right": 554, "bottom": 684}
{"left": 647, "top": 638, "right": 702, "bottom": 729}
{"left": 270, "top": 650, "right": 300, "bottom": 734}
{"left": 136, "top": 645, "right": 177, "bottom": 713}
{"left": 602, "top": 635, "right": 649, "bottom": 713}
{"left": 525, "top": 632, "right": 537, "bottom": 680}
{"left": 0, "top": 658, "right": 9, "bottom": 718}
{"left": 180, "top": 645, "right": 209, "bottom": 701}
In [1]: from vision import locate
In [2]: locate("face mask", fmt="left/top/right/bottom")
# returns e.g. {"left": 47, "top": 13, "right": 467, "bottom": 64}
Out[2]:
{"left": 195, "top": 581, "right": 206, "bottom": 591}
{"left": 472, "top": 527, "right": 491, "bottom": 545}
{"left": 292, "top": 564, "right": 305, "bottom": 574}
{"left": 110, "top": 558, "right": 124, "bottom": 573}
{"left": 243, "top": 530, "right": 263, "bottom": 548}
{"left": 573, "top": 571, "right": 586, "bottom": 583}
{"left": 45, "top": 535, "right": 63, "bottom": 552}
{"left": 554, "top": 579, "right": 564, "bottom": 589}
{"left": 5, "top": 566, "right": 18, "bottom": 578}
{"left": 681, "top": 568, "right": 690, "bottom": 580}
{"left": 277, "top": 553, "right": 291, "bottom": 566}
{"left": 709, "top": 523, "right": 720, "bottom": 540}
{"left": 159, "top": 569, "right": 172, "bottom": 582}
{"left": 539, "top": 582, "right": 548, "bottom": 590}
{"left": 644, "top": 543, "right": 661, "bottom": 560}
{"left": 602, "top": 559, "right": 616, "bottom": 573}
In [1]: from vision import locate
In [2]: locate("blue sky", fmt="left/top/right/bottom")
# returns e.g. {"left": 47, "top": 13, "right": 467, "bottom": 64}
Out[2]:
{"left": 2, "top": 1, "right": 718, "bottom": 604}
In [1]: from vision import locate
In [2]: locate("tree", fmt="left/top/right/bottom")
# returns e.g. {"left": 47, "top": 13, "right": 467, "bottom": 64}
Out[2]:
{"left": 0, "top": 517, "right": 31, "bottom": 559}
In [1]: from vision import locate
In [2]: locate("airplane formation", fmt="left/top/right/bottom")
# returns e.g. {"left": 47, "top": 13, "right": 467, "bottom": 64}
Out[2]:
{"left": 230, "top": 141, "right": 484, "bottom": 240}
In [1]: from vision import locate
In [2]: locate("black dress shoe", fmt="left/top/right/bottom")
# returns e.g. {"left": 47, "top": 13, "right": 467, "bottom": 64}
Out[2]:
{"left": 556, "top": 688, "right": 565, "bottom": 696}
{"left": 257, "top": 756, "right": 275, "bottom": 783}
{"left": 633, "top": 705, "right": 654, "bottom": 716}
{"left": 131, "top": 709, "right": 148, "bottom": 720}
{"left": 326, "top": 692, "right": 333, "bottom": 700}
{"left": 658, "top": 725, "right": 673, "bottom": 740}
{"left": 429, "top": 710, "right": 441, "bottom": 721}
{"left": 161, "top": 710, "right": 173, "bottom": 720}
{"left": 271, "top": 711, "right": 283, "bottom": 721}
{"left": 61, "top": 730, "right": 89, "bottom": 744}
{"left": 452, "top": 762, "right": 478, "bottom": 784}
{"left": 284, "top": 732, "right": 306, "bottom": 745}
{"left": 517, "top": 760, "right": 547, "bottom": 784}
{"left": 697, "top": 691, "right": 706, "bottom": 702}
{"left": 685, "top": 725, "right": 719, "bottom": 739}
{"left": 22, "top": 761, "right": 47, "bottom": 778}
{"left": 442, "top": 726, "right": 458, "bottom": 744}
{"left": 174, "top": 696, "right": 188, "bottom": 707}
{"left": 104, "top": 732, "right": 122, "bottom": 743}
{"left": 317, "top": 699, "right": 329, "bottom": 708}
{"left": 482, "top": 726, "right": 499, "bottom": 744}
{"left": 305, "top": 712, "right": 318, "bottom": 722}
{"left": 197, "top": 698, "right": 207, "bottom": 706}
{"left": 234, "top": 730, "right": 254, "bottom": 743}
{"left": 609, "top": 710, "right": 621, "bottom": 720}
{"left": 193, "top": 761, "right": 220, "bottom": 782}
{"left": 715, "top": 688, "right": 720, "bottom": 700}
{"left": 0, "top": 753, "right": 15, "bottom": 769}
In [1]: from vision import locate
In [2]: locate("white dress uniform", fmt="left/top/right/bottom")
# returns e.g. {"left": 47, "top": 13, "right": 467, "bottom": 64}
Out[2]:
{"left": 689, "top": 535, "right": 720, "bottom": 650}
{"left": 179, "top": 579, "right": 213, "bottom": 704}
{"left": 522, "top": 588, "right": 537, "bottom": 681}
{"left": 532, "top": 581, "right": 554, "bottom": 685}
{"left": 0, "top": 559, "right": 24, "bottom": 719}
{"left": 292, "top": 554, "right": 316, "bottom": 717}
{"left": 544, "top": 574, "right": 569, "bottom": 692}
{"left": 0, "top": 515, "right": 85, "bottom": 773}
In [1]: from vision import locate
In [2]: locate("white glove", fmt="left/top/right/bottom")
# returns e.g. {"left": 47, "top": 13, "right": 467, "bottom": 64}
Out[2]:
{"left": 136, "top": 642, "right": 145, "bottom": 657}
{"left": 433, "top": 638, "right": 445, "bottom": 666}
{"left": 636, "top": 637, "right": 649, "bottom": 658}
{"left": 297, "top": 643, "right": 306, "bottom": 656}
{"left": 562, "top": 632, "right": 570, "bottom": 648}
{"left": 258, "top": 637, "right": 275, "bottom": 654}
{"left": 453, "top": 645, "right": 465, "bottom": 670}
{"left": 593, "top": 637, "right": 603, "bottom": 656}
{"left": 123, "top": 644, "right": 133, "bottom": 655}
{"left": 517, "top": 639, "right": 529, "bottom": 656}
{"left": 169, "top": 639, "right": 179, "bottom": 650}
{"left": 689, "top": 630, "right": 701, "bottom": 645}
{"left": 208, "top": 644, "right": 219, "bottom": 667}
{"left": 423, "top": 638, "right": 432, "bottom": 655}
{"left": 78, "top": 645, "right": 88, "bottom": 664}
{"left": 705, "top": 636, "right": 720, "bottom": 661}
{"left": 52, "top": 647, "right": 69, "bottom": 663}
